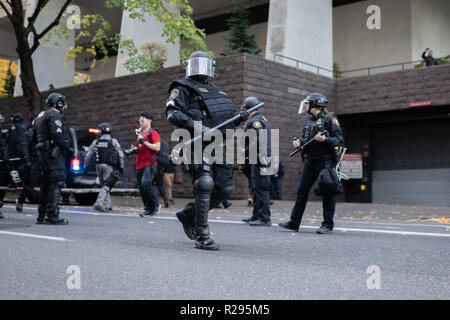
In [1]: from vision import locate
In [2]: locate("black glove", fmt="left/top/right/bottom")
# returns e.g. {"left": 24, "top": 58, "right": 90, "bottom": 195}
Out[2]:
{"left": 138, "top": 138, "right": 145, "bottom": 145}
{"left": 239, "top": 107, "right": 249, "bottom": 121}
{"left": 118, "top": 167, "right": 124, "bottom": 175}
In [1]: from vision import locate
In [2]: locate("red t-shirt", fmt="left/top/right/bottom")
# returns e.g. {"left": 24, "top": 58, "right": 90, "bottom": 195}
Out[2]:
{"left": 136, "top": 128, "right": 160, "bottom": 169}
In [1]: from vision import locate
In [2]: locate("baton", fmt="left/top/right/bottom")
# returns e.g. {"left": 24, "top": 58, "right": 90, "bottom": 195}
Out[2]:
{"left": 182, "top": 102, "right": 265, "bottom": 146}
{"left": 289, "top": 131, "right": 327, "bottom": 157}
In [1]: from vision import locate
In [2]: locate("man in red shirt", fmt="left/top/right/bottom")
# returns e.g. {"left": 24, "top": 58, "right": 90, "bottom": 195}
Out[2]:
{"left": 135, "top": 112, "right": 161, "bottom": 216}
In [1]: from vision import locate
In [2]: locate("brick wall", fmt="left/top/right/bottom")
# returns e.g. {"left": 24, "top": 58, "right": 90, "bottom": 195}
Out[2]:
{"left": 1, "top": 54, "right": 448, "bottom": 200}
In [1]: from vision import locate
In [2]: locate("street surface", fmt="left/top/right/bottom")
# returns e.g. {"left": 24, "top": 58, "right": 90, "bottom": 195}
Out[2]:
{"left": 0, "top": 197, "right": 449, "bottom": 300}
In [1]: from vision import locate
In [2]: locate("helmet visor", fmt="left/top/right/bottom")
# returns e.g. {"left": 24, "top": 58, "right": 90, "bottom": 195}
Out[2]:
{"left": 299, "top": 99, "right": 310, "bottom": 114}
{"left": 186, "top": 57, "right": 214, "bottom": 78}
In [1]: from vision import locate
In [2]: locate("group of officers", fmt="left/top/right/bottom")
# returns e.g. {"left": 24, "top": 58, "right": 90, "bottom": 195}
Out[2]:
{"left": 0, "top": 50, "right": 344, "bottom": 252}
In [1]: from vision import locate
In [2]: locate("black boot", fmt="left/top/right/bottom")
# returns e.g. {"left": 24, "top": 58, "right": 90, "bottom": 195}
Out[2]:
{"left": 0, "top": 212, "right": 4, "bottom": 219}
{"left": 194, "top": 193, "right": 219, "bottom": 251}
{"left": 46, "top": 183, "right": 68, "bottom": 225}
{"left": 176, "top": 203, "right": 197, "bottom": 240}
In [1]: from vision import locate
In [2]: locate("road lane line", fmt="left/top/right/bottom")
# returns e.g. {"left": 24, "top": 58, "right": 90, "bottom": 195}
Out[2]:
{"left": 5, "top": 206, "right": 450, "bottom": 238}
{"left": 0, "top": 231, "right": 67, "bottom": 241}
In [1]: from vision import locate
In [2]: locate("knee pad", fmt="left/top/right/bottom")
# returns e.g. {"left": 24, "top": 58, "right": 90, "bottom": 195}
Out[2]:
{"left": 194, "top": 175, "right": 214, "bottom": 193}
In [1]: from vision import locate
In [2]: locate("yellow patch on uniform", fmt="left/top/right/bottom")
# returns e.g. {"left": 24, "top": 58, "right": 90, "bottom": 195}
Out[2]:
{"left": 169, "top": 88, "right": 179, "bottom": 100}
{"left": 262, "top": 115, "right": 268, "bottom": 122}
{"left": 166, "top": 100, "right": 175, "bottom": 107}
{"left": 316, "top": 119, "right": 322, "bottom": 125}
{"left": 333, "top": 118, "right": 340, "bottom": 126}
{"left": 252, "top": 121, "right": 262, "bottom": 129}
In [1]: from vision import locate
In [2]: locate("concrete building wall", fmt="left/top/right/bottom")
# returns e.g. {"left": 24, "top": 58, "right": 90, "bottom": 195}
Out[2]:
{"left": 266, "top": 0, "right": 333, "bottom": 77}
{"left": 204, "top": 22, "right": 268, "bottom": 58}
{"left": 333, "top": 0, "right": 412, "bottom": 74}
{"left": 411, "top": 0, "right": 450, "bottom": 62}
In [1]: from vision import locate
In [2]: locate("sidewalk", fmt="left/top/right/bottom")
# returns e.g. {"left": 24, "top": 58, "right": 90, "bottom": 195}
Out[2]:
{"left": 109, "top": 196, "right": 449, "bottom": 224}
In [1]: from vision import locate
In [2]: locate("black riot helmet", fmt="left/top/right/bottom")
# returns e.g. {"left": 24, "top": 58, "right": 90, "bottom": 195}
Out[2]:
{"left": 11, "top": 112, "right": 24, "bottom": 123}
{"left": 242, "top": 96, "right": 261, "bottom": 110}
{"left": 185, "top": 51, "right": 215, "bottom": 81}
{"left": 299, "top": 93, "right": 328, "bottom": 115}
{"left": 98, "top": 122, "right": 112, "bottom": 134}
{"left": 46, "top": 92, "right": 67, "bottom": 112}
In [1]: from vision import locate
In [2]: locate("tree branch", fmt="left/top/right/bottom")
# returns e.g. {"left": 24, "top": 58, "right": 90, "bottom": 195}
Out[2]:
{"left": 28, "top": 0, "right": 50, "bottom": 26}
{"left": 0, "top": 0, "right": 13, "bottom": 19}
{"left": 30, "top": 0, "right": 72, "bottom": 54}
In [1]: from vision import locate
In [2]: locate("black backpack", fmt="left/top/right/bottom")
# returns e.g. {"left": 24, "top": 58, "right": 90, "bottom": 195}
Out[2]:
{"left": 314, "top": 167, "right": 343, "bottom": 196}
{"left": 148, "top": 129, "right": 170, "bottom": 169}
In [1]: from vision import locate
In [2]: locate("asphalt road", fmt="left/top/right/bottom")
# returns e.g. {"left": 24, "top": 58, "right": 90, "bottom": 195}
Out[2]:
{"left": 0, "top": 201, "right": 449, "bottom": 300}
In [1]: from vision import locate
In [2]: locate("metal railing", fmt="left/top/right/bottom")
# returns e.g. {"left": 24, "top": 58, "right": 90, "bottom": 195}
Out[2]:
{"left": 273, "top": 53, "right": 449, "bottom": 78}
{"left": 273, "top": 53, "right": 333, "bottom": 76}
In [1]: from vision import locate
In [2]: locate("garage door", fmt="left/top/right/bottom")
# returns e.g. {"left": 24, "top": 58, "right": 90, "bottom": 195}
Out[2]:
{"left": 372, "top": 168, "right": 450, "bottom": 206}
{"left": 371, "top": 118, "right": 450, "bottom": 206}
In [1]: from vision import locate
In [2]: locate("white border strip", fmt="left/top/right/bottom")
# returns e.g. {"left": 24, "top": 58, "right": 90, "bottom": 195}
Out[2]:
{"left": 0, "top": 231, "right": 67, "bottom": 241}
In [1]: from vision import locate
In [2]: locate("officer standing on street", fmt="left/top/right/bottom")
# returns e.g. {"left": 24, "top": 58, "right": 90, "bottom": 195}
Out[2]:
{"left": 279, "top": 93, "right": 343, "bottom": 234}
{"left": 240, "top": 97, "right": 272, "bottom": 227}
{"left": 33, "top": 92, "right": 72, "bottom": 225}
{"left": 8, "top": 113, "right": 31, "bottom": 212}
{"left": 84, "top": 122, "right": 124, "bottom": 212}
{"left": 165, "top": 51, "right": 249, "bottom": 250}
{"left": 0, "top": 113, "right": 9, "bottom": 219}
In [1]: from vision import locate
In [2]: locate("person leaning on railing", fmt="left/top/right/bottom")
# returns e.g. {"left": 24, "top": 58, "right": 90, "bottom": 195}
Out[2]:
{"left": 422, "top": 48, "right": 439, "bottom": 67}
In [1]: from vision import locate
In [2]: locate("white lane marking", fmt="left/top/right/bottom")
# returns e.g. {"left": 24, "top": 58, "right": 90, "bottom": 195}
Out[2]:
{"left": 7, "top": 205, "right": 449, "bottom": 228}
{"left": 0, "top": 231, "right": 67, "bottom": 241}
{"left": 5, "top": 206, "right": 450, "bottom": 238}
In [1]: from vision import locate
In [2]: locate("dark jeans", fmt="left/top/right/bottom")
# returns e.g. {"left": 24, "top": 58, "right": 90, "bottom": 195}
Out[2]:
{"left": 136, "top": 165, "right": 159, "bottom": 213}
{"left": 250, "top": 164, "right": 271, "bottom": 222}
{"left": 270, "top": 176, "right": 283, "bottom": 200}
{"left": 290, "top": 159, "right": 336, "bottom": 228}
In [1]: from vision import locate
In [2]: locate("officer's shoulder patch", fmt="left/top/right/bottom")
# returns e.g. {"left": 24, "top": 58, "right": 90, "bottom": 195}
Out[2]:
{"left": 55, "top": 120, "right": 62, "bottom": 127}
{"left": 166, "top": 100, "right": 175, "bottom": 107}
{"left": 169, "top": 88, "right": 179, "bottom": 100}
{"left": 262, "top": 115, "right": 268, "bottom": 122}
{"left": 316, "top": 118, "right": 322, "bottom": 125}
{"left": 332, "top": 118, "right": 340, "bottom": 126}
{"left": 252, "top": 121, "right": 262, "bottom": 129}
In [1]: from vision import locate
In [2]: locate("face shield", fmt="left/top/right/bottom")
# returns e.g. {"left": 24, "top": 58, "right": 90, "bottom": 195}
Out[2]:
{"left": 186, "top": 57, "right": 214, "bottom": 78}
{"left": 298, "top": 99, "right": 310, "bottom": 115}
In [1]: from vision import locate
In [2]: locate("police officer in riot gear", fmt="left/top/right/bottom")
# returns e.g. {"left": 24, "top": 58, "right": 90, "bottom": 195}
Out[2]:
{"left": 33, "top": 92, "right": 71, "bottom": 225}
{"left": 84, "top": 122, "right": 124, "bottom": 212}
{"left": 0, "top": 113, "right": 9, "bottom": 219}
{"left": 279, "top": 93, "right": 343, "bottom": 234}
{"left": 165, "top": 51, "right": 249, "bottom": 250}
{"left": 240, "top": 97, "right": 272, "bottom": 226}
{"left": 8, "top": 113, "right": 32, "bottom": 212}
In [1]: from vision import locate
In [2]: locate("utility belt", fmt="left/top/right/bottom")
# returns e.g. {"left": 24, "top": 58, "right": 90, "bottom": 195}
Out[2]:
{"left": 36, "top": 140, "right": 61, "bottom": 159}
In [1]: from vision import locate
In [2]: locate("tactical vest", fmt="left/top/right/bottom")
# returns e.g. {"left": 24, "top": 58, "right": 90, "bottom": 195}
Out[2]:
{"left": 95, "top": 138, "right": 118, "bottom": 166}
{"left": 170, "top": 78, "right": 236, "bottom": 131}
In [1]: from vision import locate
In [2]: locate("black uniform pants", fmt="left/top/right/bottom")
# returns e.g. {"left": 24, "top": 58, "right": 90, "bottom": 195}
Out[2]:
{"left": 38, "top": 151, "right": 66, "bottom": 221}
{"left": 210, "top": 164, "right": 234, "bottom": 208}
{"left": 250, "top": 164, "right": 271, "bottom": 222}
{"left": 290, "top": 159, "right": 336, "bottom": 228}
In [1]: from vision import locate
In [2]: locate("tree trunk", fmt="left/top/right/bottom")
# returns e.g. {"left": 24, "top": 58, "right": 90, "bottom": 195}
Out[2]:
{"left": 19, "top": 53, "right": 42, "bottom": 120}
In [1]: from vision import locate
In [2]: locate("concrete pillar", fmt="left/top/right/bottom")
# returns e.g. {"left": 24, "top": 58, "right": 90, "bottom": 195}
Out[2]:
{"left": 14, "top": 0, "right": 75, "bottom": 96}
{"left": 265, "top": 0, "right": 333, "bottom": 77}
{"left": 115, "top": 9, "right": 180, "bottom": 77}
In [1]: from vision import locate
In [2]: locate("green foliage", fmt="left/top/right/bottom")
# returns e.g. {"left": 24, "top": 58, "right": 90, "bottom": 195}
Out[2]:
{"left": 48, "top": 0, "right": 211, "bottom": 73}
{"left": 1, "top": 62, "right": 16, "bottom": 98}
{"left": 333, "top": 62, "right": 342, "bottom": 79}
{"left": 123, "top": 41, "right": 168, "bottom": 73}
{"left": 222, "top": 0, "right": 261, "bottom": 56}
